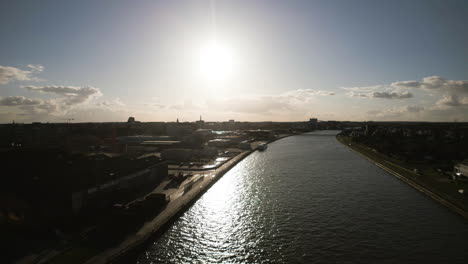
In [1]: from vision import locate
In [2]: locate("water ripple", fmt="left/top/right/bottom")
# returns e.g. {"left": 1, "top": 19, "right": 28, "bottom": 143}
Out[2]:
{"left": 137, "top": 131, "right": 468, "bottom": 264}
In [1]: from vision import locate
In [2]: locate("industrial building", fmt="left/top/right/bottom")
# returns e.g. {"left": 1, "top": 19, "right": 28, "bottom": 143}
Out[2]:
{"left": 0, "top": 149, "right": 167, "bottom": 229}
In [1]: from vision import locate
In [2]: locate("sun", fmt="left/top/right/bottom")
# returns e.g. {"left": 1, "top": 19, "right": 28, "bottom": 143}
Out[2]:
{"left": 198, "top": 39, "right": 236, "bottom": 81}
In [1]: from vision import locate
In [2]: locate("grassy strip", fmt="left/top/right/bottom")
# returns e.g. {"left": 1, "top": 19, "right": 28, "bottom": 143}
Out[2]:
{"left": 336, "top": 135, "right": 468, "bottom": 220}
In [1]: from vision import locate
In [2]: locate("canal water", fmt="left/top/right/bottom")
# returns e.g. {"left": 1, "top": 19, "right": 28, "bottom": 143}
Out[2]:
{"left": 136, "top": 131, "right": 468, "bottom": 263}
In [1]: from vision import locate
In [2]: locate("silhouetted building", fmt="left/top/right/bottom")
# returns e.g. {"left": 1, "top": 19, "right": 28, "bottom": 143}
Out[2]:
{"left": 166, "top": 123, "right": 193, "bottom": 138}
{"left": 160, "top": 148, "right": 217, "bottom": 161}
{"left": 195, "top": 115, "right": 205, "bottom": 129}
{"left": 309, "top": 118, "right": 318, "bottom": 129}
{"left": 0, "top": 150, "right": 167, "bottom": 229}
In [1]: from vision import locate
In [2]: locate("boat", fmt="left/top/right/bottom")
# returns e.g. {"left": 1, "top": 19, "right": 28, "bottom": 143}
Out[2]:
{"left": 257, "top": 143, "right": 268, "bottom": 151}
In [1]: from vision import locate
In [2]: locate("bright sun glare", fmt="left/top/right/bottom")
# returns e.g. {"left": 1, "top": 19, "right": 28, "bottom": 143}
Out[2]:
{"left": 198, "top": 40, "right": 236, "bottom": 81}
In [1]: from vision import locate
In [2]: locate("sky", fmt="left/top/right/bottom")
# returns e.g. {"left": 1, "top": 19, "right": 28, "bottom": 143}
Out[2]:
{"left": 0, "top": 0, "right": 467, "bottom": 123}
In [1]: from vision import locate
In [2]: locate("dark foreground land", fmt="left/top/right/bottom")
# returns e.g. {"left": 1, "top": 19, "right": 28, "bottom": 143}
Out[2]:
{"left": 2, "top": 126, "right": 294, "bottom": 264}
{"left": 1, "top": 119, "right": 311, "bottom": 263}
{"left": 336, "top": 133, "right": 468, "bottom": 219}
{"left": 3, "top": 120, "right": 467, "bottom": 263}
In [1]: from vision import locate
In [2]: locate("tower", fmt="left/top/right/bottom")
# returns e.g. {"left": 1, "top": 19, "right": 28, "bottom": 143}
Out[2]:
{"left": 196, "top": 115, "right": 205, "bottom": 129}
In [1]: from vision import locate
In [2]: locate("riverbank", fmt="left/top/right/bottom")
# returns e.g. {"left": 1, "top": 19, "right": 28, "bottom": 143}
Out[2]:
{"left": 89, "top": 152, "right": 252, "bottom": 264}
{"left": 39, "top": 134, "right": 295, "bottom": 264}
{"left": 87, "top": 134, "right": 295, "bottom": 264}
{"left": 336, "top": 135, "right": 468, "bottom": 220}
{"left": 135, "top": 130, "right": 468, "bottom": 264}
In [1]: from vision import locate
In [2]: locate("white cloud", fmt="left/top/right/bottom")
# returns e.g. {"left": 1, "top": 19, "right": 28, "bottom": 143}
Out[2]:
{"left": 435, "top": 94, "right": 468, "bottom": 107}
{"left": 345, "top": 76, "right": 468, "bottom": 101}
{"left": 0, "top": 96, "right": 60, "bottom": 118}
{"left": 0, "top": 65, "right": 44, "bottom": 84}
{"left": 207, "top": 96, "right": 290, "bottom": 114}
{"left": 19, "top": 100, "right": 60, "bottom": 115}
{"left": 391, "top": 76, "right": 468, "bottom": 94}
{"left": 0, "top": 85, "right": 104, "bottom": 122}
{"left": 347, "top": 92, "right": 370, "bottom": 98}
{"left": 205, "top": 89, "right": 334, "bottom": 114}
{"left": 367, "top": 105, "right": 425, "bottom": 119}
{"left": 390, "top": 76, "right": 468, "bottom": 110}
{"left": 367, "top": 102, "right": 468, "bottom": 122}
{"left": 346, "top": 76, "right": 468, "bottom": 121}
{"left": 345, "top": 89, "right": 413, "bottom": 99}
{"left": 283, "top": 89, "right": 336, "bottom": 98}
{"left": 372, "top": 91, "right": 413, "bottom": 99}
{"left": 143, "top": 89, "right": 335, "bottom": 116}
{"left": 26, "top": 64, "right": 44, "bottom": 73}
{"left": 342, "top": 85, "right": 413, "bottom": 99}
{"left": 96, "top": 98, "right": 126, "bottom": 108}
{"left": 21, "top": 85, "right": 102, "bottom": 105}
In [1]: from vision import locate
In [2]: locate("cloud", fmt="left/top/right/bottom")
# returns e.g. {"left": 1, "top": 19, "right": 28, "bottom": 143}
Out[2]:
{"left": 149, "top": 103, "right": 167, "bottom": 109}
{"left": 207, "top": 97, "right": 290, "bottom": 114}
{"left": 435, "top": 94, "right": 468, "bottom": 107}
{"left": 65, "top": 107, "right": 131, "bottom": 123}
{"left": 0, "top": 96, "right": 60, "bottom": 117}
{"left": 0, "top": 96, "right": 43, "bottom": 106}
{"left": 0, "top": 64, "right": 106, "bottom": 121}
{"left": 372, "top": 91, "right": 413, "bottom": 99}
{"left": 391, "top": 76, "right": 468, "bottom": 94}
{"left": 142, "top": 97, "right": 168, "bottom": 109}
{"left": 0, "top": 85, "right": 103, "bottom": 121}
{"left": 367, "top": 102, "right": 468, "bottom": 122}
{"left": 205, "top": 89, "right": 334, "bottom": 114}
{"left": 345, "top": 76, "right": 468, "bottom": 101}
{"left": 343, "top": 85, "right": 412, "bottom": 99}
{"left": 346, "top": 89, "right": 413, "bottom": 99}
{"left": 283, "top": 89, "right": 336, "bottom": 98}
{"left": 145, "top": 89, "right": 336, "bottom": 116}
{"left": 391, "top": 76, "right": 468, "bottom": 111}
{"left": 383, "top": 76, "right": 468, "bottom": 110}
{"left": 390, "top": 80, "right": 420, "bottom": 88}
{"left": 405, "top": 105, "right": 425, "bottom": 112}
{"left": 347, "top": 92, "right": 369, "bottom": 98}
{"left": 21, "top": 85, "right": 102, "bottom": 105}
{"left": 96, "top": 98, "right": 125, "bottom": 108}
{"left": 366, "top": 110, "right": 381, "bottom": 115}
{"left": 19, "top": 101, "right": 59, "bottom": 115}
{"left": 367, "top": 105, "right": 425, "bottom": 119}
{"left": 0, "top": 65, "right": 44, "bottom": 84}
{"left": 345, "top": 76, "right": 468, "bottom": 119}
{"left": 26, "top": 64, "right": 44, "bottom": 72}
